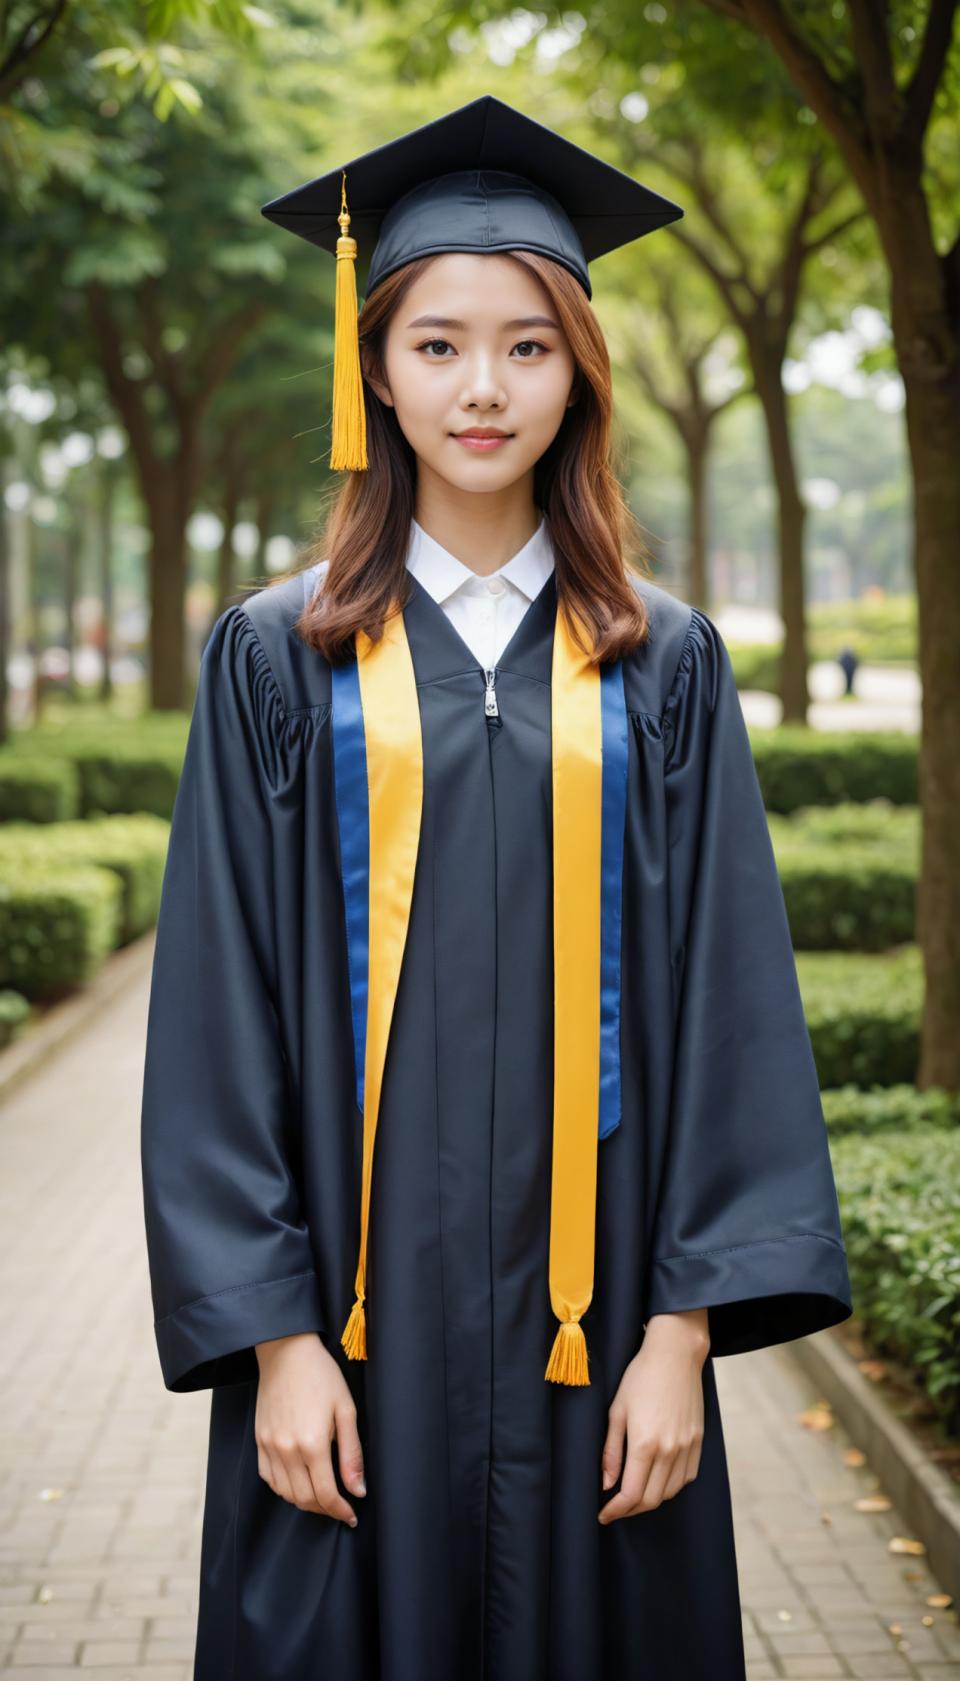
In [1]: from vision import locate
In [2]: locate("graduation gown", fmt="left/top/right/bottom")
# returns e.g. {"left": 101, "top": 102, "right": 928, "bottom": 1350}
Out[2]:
{"left": 140, "top": 561, "right": 852, "bottom": 1681}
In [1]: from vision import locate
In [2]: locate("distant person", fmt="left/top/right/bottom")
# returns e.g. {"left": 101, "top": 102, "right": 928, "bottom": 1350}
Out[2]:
{"left": 838, "top": 644, "right": 860, "bottom": 695}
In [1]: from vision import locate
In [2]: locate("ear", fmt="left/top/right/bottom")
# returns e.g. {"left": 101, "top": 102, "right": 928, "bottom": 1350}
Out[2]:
{"left": 362, "top": 350, "right": 394, "bottom": 409}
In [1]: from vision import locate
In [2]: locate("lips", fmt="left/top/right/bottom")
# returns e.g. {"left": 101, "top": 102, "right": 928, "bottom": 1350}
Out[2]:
{"left": 455, "top": 430, "right": 512, "bottom": 439}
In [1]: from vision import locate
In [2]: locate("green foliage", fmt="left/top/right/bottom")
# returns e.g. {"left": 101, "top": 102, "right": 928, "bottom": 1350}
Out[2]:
{"left": 831, "top": 1124, "right": 960, "bottom": 1434}
{"left": 750, "top": 727, "right": 917, "bottom": 812}
{"left": 0, "top": 986, "right": 31, "bottom": 1047}
{"left": 797, "top": 946, "right": 922, "bottom": 1089}
{"left": 0, "top": 861, "right": 122, "bottom": 999}
{"left": 0, "top": 755, "right": 81, "bottom": 822}
{"left": 0, "top": 720, "right": 188, "bottom": 820}
{"left": 821, "top": 1083, "right": 960, "bottom": 1140}
{"left": 0, "top": 814, "right": 170, "bottom": 940}
{"left": 770, "top": 802, "right": 917, "bottom": 950}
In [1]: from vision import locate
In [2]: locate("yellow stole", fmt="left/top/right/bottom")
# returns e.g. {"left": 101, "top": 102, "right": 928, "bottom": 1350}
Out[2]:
{"left": 337, "top": 596, "right": 603, "bottom": 1385}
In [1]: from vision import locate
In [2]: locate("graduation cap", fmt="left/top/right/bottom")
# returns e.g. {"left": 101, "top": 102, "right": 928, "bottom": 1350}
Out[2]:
{"left": 261, "top": 93, "right": 684, "bottom": 472}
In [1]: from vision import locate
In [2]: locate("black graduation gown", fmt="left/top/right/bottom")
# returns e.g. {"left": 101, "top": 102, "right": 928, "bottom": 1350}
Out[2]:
{"left": 140, "top": 561, "right": 853, "bottom": 1681}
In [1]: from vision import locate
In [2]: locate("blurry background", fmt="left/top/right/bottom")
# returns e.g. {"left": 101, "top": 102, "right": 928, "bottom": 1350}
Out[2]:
{"left": 1, "top": 3, "right": 959, "bottom": 1674}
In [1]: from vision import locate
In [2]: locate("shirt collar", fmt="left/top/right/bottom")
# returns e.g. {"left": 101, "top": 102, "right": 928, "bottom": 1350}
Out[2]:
{"left": 405, "top": 514, "right": 555, "bottom": 606}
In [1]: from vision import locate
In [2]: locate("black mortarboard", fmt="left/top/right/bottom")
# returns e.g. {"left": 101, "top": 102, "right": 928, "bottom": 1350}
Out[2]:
{"left": 260, "top": 93, "right": 684, "bottom": 471}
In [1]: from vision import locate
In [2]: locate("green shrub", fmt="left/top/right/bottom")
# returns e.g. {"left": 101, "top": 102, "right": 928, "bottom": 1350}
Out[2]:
{"left": 831, "top": 1123, "right": 960, "bottom": 1434}
{"left": 0, "top": 754, "right": 80, "bottom": 822}
{"left": 751, "top": 728, "right": 917, "bottom": 813}
{"left": 821, "top": 1083, "right": 960, "bottom": 1138}
{"left": 0, "top": 814, "right": 169, "bottom": 941}
{"left": 769, "top": 803, "right": 918, "bottom": 950}
{"left": 0, "top": 987, "right": 31, "bottom": 1048}
{"left": 797, "top": 946, "right": 922, "bottom": 1088}
{"left": 0, "top": 863, "right": 122, "bottom": 999}
{"left": 2, "top": 714, "right": 189, "bottom": 820}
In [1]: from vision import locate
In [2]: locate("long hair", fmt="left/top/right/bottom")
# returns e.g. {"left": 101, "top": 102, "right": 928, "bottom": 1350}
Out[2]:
{"left": 270, "top": 251, "right": 654, "bottom": 665}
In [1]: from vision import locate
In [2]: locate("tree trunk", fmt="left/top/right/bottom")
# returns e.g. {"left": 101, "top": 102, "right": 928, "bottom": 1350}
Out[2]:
{"left": 98, "top": 458, "right": 116, "bottom": 703}
{"left": 64, "top": 495, "right": 80, "bottom": 703}
{"left": 215, "top": 473, "right": 240, "bottom": 621}
{"left": 687, "top": 434, "right": 709, "bottom": 609}
{"left": 888, "top": 259, "right": 960, "bottom": 1091}
{"left": 144, "top": 474, "right": 191, "bottom": 711}
{"left": 255, "top": 490, "right": 276, "bottom": 576}
{"left": 752, "top": 357, "right": 809, "bottom": 722}
{"left": 0, "top": 457, "right": 9, "bottom": 744}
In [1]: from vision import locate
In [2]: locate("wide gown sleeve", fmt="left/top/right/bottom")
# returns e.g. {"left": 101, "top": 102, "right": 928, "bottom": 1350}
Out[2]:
{"left": 643, "top": 607, "right": 853, "bottom": 1356}
{"left": 140, "top": 605, "right": 326, "bottom": 1393}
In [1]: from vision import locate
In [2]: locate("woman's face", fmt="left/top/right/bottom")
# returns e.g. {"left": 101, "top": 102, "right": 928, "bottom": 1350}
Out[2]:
{"left": 366, "top": 252, "right": 579, "bottom": 494}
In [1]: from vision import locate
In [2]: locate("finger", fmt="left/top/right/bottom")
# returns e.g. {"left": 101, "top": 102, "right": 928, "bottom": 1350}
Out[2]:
{"left": 287, "top": 1454, "right": 324, "bottom": 1513}
{"left": 306, "top": 1451, "right": 358, "bottom": 1527}
{"left": 266, "top": 1446, "right": 295, "bottom": 1506}
{"left": 334, "top": 1399, "right": 367, "bottom": 1496}
{"left": 600, "top": 1407, "right": 626, "bottom": 1492}
{"left": 659, "top": 1447, "right": 689, "bottom": 1504}
{"left": 682, "top": 1435, "right": 703, "bottom": 1487}
{"left": 599, "top": 1446, "right": 654, "bottom": 1524}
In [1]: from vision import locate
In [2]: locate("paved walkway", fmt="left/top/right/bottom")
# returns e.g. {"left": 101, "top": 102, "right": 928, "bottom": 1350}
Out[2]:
{"left": 1, "top": 948, "right": 956, "bottom": 1679}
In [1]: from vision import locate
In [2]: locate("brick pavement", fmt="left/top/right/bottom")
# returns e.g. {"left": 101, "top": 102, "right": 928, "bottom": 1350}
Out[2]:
{"left": 0, "top": 947, "right": 956, "bottom": 1678}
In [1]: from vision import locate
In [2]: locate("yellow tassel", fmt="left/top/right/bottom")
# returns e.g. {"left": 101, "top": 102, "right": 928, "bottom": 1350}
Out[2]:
{"left": 545, "top": 1318, "right": 590, "bottom": 1385}
{"left": 330, "top": 170, "right": 368, "bottom": 473}
{"left": 341, "top": 1293, "right": 367, "bottom": 1360}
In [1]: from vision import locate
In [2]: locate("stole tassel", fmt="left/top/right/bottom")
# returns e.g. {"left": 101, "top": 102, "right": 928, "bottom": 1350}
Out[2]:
{"left": 329, "top": 170, "right": 368, "bottom": 472}
{"left": 341, "top": 1291, "right": 367, "bottom": 1361}
{"left": 545, "top": 1318, "right": 590, "bottom": 1385}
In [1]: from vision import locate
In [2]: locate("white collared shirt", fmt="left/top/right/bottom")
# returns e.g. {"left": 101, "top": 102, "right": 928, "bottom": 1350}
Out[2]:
{"left": 405, "top": 515, "right": 555, "bottom": 670}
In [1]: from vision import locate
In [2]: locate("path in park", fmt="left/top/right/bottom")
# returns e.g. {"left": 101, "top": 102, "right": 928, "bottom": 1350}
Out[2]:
{"left": 1, "top": 942, "right": 956, "bottom": 1680}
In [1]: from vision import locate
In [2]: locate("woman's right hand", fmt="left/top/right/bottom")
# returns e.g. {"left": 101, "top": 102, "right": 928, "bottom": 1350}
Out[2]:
{"left": 254, "top": 1331, "right": 366, "bottom": 1526}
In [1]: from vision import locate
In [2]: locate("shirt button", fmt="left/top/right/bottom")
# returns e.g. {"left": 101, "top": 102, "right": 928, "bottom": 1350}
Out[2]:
{"left": 487, "top": 575, "right": 506, "bottom": 596}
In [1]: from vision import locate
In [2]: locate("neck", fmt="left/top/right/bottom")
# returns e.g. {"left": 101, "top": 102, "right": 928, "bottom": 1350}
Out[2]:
{"left": 413, "top": 470, "right": 540, "bottom": 578}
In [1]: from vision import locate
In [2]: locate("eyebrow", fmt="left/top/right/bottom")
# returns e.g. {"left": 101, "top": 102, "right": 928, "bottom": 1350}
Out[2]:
{"left": 405, "top": 314, "right": 561, "bottom": 331}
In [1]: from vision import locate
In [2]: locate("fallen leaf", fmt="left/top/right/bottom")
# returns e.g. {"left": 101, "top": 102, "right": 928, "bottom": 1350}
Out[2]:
{"left": 798, "top": 1405, "right": 835, "bottom": 1432}
{"left": 843, "top": 1448, "right": 867, "bottom": 1467}
{"left": 854, "top": 1495, "right": 892, "bottom": 1512}
{"left": 888, "top": 1536, "right": 926, "bottom": 1556}
{"left": 858, "top": 1360, "right": 888, "bottom": 1382}
{"left": 927, "top": 1594, "right": 953, "bottom": 1609}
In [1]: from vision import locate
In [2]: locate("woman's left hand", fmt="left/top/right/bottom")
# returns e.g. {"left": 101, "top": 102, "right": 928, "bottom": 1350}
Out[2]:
{"left": 598, "top": 1309, "right": 710, "bottom": 1523}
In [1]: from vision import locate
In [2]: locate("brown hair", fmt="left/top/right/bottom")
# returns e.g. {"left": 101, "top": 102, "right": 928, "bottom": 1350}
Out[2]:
{"left": 269, "top": 250, "right": 654, "bottom": 665}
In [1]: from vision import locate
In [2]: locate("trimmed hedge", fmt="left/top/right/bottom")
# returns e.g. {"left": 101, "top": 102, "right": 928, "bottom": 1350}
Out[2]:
{"left": 0, "top": 712, "right": 188, "bottom": 823}
{"left": 796, "top": 946, "right": 921, "bottom": 1089}
{"left": 0, "top": 744, "right": 184, "bottom": 823}
{"left": 0, "top": 987, "right": 31, "bottom": 1048}
{"left": 0, "top": 756, "right": 80, "bottom": 822}
{"left": 831, "top": 1123, "right": 960, "bottom": 1435}
{"left": 0, "top": 861, "right": 122, "bottom": 999}
{"left": 821, "top": 1083, "right": 960, "bottom": 1139}
{"left": 770, "top": 803, "right": 918, "bottom": 951}
{"left": 750, "top": 728, "right": 917, "bottom": 813}
{"left": 0, "top": 814, "right": 169, "bottom": 943}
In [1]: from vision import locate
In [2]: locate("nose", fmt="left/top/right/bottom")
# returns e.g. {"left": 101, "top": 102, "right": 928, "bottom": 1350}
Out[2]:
{"left": 459, "top": 350, "right": 507, "bottom": 409}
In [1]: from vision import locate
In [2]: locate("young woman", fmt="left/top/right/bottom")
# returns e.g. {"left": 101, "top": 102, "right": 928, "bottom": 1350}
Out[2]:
{"left": 141, "top": 95, "right": 853, "bottom": 1681}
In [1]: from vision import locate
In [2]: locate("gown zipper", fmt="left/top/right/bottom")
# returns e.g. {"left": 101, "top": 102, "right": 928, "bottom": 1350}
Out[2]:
{"left": 483, "top": 667, "right": 499, "bottom": 718}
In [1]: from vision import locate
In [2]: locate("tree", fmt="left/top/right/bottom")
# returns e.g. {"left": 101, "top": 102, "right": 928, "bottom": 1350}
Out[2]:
{"left": 684, "top": 0, "right": 960, "bottom": 1087}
